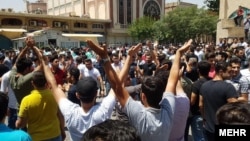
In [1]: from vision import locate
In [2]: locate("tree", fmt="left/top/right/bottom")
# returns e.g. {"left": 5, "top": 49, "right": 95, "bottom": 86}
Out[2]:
{"left": 204, "top": 0, "right": 219, "bottom": 14}
{"left": 159, "top": 6, "right": 218, "bottom": 43}
{"left": 128, "top": 16, "right": 156, "bottom": 42}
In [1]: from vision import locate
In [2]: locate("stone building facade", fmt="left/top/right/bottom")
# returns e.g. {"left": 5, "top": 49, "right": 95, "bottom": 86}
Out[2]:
{"left": 217, "top": 0, "right": 250, "bottom": 43}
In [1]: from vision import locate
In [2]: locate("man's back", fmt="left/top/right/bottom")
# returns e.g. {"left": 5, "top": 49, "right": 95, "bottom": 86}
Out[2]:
{"left": 18, "top": 89, "right": 60, "bottom": 141}
{"left": 59, "top": 93, "right": 116, "bottom": 141}
{"left": 200, "top": 80, "right": 238, "bottom": 133}
{"left": 9, "top": 67, "right": 34, "bottom": 104}
{"left": 123, "top": 92, "right": 175, "bottom": 141}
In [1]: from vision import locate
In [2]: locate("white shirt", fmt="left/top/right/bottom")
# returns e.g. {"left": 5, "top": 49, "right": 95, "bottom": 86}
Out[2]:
{"left": 240, "top": 68, "right": 250, "bottom": 103}
{"left": 83, "top": 67, "right": 101, "bottom": 81}
{"left": 59, "top": 93, "right": 116, "bottom": 141}
{"left": 0, "top": 71, "right": 18, "bottom": 109}
{"left": 77, "top": 63, "right": 86, "bottom": 78}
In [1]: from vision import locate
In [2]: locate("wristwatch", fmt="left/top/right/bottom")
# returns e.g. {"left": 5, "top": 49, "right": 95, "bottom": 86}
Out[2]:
{"left": 100, "top": 57, "right": 110, "bottom": 66}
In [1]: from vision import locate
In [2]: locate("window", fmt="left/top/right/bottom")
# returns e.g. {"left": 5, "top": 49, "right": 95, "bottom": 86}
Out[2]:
{"left": 54, "top": 21, "right": 61, "bottom": 27}
{"left": 118, "top": 0, "right": 124, "bottom": 24}
{"left": 74, "top": 22, "right": 87, "bottom": 28}
{"left": 2, "top": 18, "right": 22, "bottom": 26}
{"left": 92, "top": 24, "right": 104, "bottom": 29}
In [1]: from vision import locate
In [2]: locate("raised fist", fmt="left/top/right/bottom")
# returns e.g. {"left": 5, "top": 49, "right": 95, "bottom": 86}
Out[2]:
{"left": 25, "top": 36, "right": 35, "bottom": 47}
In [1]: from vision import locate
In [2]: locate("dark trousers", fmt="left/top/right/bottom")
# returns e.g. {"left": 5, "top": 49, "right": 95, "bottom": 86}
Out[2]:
{"left": 245, "top": 29, "right": 249, "bottom": 40}
{"left": 234, "top": 15, "right": 243, "bottom": 26}
{"left": 8, "top": 108, "right": 17, "bottom": 129}
{"left": 203, "top": 128, "right": 215, "bottom": 141}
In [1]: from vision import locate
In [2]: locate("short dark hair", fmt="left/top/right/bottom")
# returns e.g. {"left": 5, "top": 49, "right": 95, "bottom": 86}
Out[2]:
{"left": 69, "top": 67, "right": 80, "bottom": 82}
{"left": 215, "top": 61, "right": 229, "bottom": 73}
{"left": 141, "top": 76, "right": 165, "bottom": 109}
{"left": 0, "top": 91, "right": 8, "bottom": 121}
{"left": 82, "top": 119, "right": 141, "bottom": 141}
{"left": 76, "top": 77, "right": 98, "bottom": 103}
{"left": 229, "top": 57, "right": 241, "bottom": 65}
{"left": 216, "top": 102, "right": 250, "bottom": 125}
{"left": 32, "top": 71, "right": 47, "bottom": 88}
{"left": 16, "top": 58, "right": 33, "bottom": 73}
{"left": 198, "top": 61, "right": 211, "bottom": 77}
{"left": 49, "top": 54, "right": 59, "bottom": 63}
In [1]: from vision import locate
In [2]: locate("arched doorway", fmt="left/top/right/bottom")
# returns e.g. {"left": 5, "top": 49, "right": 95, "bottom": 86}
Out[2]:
{"left": 0, "top": 35, "right": 13, "bottom": 50}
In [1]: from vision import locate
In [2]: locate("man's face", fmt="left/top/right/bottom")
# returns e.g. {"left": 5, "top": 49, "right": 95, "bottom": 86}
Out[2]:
{"left": 146, "top": 55, "right": 152, "bottom": 63}
{"left": 85, "top": 61, "right": 93, "bottom": 70}
{"left": 222, "top": 66, "right": 232, "bottom": 80}
{"left": 112, "top": 56, "right": 119, "bottom": 64}
{"left": 208, "top": 57, "right": 216, "bottom": 67}
{"left": 236, "top": 50, "right": 244, "bottom": 58}
{"left": 52, "top": 59, "right": 59, "bottom": 68}
{"left": 231, "top": 62, "right": 240, "bottom": 77}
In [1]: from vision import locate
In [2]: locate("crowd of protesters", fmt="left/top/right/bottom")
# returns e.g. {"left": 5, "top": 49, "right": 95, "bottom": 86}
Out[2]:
{"left": 0, "top": 36, "right": 250, "bottom": 141}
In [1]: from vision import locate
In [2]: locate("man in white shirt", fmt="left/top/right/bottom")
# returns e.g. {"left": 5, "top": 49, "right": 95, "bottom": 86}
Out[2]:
{"left": 83, "top": 58, "right": 105, "bottom": 97}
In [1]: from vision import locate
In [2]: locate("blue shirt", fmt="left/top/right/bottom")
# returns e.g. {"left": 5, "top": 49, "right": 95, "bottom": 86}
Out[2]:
{"left": 0, "top": 123, "right": 32, "bottom": 141}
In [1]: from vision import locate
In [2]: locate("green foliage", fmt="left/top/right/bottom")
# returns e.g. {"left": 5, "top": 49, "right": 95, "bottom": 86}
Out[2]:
{"left": 128, "top": 16, "right": 156, "bottom": 41}
{"left": 204, "top": 0, "right": 219, "bottom": 14}
{"left": 128, "top": 6, "right": 218, "bottom": 43}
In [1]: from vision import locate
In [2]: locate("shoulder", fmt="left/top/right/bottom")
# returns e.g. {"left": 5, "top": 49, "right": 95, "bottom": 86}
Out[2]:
{"left": 11, "top": 130, "right": 32, "bottom": 141}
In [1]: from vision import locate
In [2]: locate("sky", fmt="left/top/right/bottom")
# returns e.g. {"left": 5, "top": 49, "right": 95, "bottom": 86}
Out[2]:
{"left": 0, "top": 0, "right": 206, "bottom": 12}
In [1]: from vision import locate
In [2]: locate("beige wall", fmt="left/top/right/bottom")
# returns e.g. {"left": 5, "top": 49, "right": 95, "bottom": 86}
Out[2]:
{"left": 217, "top": 0, "right": 250, "bottom": 43}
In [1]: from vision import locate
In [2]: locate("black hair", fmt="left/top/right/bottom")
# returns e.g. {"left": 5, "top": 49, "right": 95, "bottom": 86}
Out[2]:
{"left": 215, "top": 61, "right": 229, "bottom": 73}
{"left": 69, "top": 67, "right": 80, "bottom": 82}
{"left": 82, "top": 119, "right": 141, "bottom": 141}
{"left": 0, "top": 91, "right": 8, "bottom": 121}
{"left": 216, "top": 102, "right": 250, "bottom": 125}
{"left": 49, "top": 54, "right": 59, "bottom": 63}
{"left": 141, "top": 76, "right": 165, "bottom": 109}
{"left": 32, "top": 71, "right": 47, "bottom": 88}
{"left": 16, "top": 58, "right": 33, "bottom": 73}
{"left": 198, "top": 61, "right": 211, "bottom": 77}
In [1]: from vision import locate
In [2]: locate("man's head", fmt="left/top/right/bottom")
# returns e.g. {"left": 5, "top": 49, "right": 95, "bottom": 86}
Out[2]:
{"left": 0, "top": 91, "right": 8, "bottom": 122}
{"left": 215, "top": 61, "right": 232, "bottom": 80}
{"left": 32, "top": 71, "right": 47, "bottom": 88}
{"left": 76, "top": 77, "right": 98, "bottom": 103}
{"left": 67, "top": 67, "right": 80, "bottom": 83}
{"left": 216, "top": 102, "right": 250, "bottom": 125}
{"left": 112, "top": 53, "right": 120, "bottom": 64}
{"left": 229, "top": 57, "right": 241, "bottom": 77}
{"left": 145, "top": 53, "right": 152, "bottom": 64}
{"left": 198, "top": 61, "right": 211, "bottom": 77}
{"left": 82, "top": 119, "right": 141, "bottom": 141}
{"left": 16, "top": 57, "right": 33, "bottom": 74}
{"left": 205, "top": 52, "right": 216, "bottom": 68}
{"left": 49, "top": 54, "right": 59, "bottom": 69}
{"left": 141, "top": 76, "right": 165, "bottom": 109}
{"left": 84, "top": 59, "right": 93, "bottom": 70}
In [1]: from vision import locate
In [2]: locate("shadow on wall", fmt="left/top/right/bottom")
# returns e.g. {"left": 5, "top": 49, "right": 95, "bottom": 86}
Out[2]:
{"left": 0, "top": 35, "right": 13, "bottom": 50}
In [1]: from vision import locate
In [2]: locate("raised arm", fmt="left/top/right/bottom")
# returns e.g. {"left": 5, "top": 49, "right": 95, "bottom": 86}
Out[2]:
{"left": 119, "top": 43, "right": 142, "bottom": 83}
{"left": 165, "top": 39, "right": 192, "bottom": 94}
{"left": 87, "top": 40, "right": 139, "bottom": 107}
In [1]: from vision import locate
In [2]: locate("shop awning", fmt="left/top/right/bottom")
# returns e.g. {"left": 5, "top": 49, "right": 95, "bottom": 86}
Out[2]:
{"left": 62, "top": 33, "right": 103, "bottom": 45}
{"left": 0, "top": 28, "right": 27, "bottom": 39}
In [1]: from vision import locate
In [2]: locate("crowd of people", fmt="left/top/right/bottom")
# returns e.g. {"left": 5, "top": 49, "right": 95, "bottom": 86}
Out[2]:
{"left": 0, "top": 36, "right": 250, "bottom": 141}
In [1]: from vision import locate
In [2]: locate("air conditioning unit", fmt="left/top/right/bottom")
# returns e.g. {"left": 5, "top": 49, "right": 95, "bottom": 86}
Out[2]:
{"left": 30, "top": 21, "right": 37, "bottom": 26}
{"left": 54, "top": 22, "right": 61, "bottom": 27}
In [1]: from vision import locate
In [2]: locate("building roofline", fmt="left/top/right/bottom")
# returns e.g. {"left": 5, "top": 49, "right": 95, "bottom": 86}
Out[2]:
{"left": 0, "top": 12, "right": 112, "bottom": 23}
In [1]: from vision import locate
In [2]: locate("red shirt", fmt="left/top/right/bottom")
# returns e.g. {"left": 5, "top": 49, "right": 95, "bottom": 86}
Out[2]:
{"left": 51, "top": 67, "right": 66, "bottom": 85}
